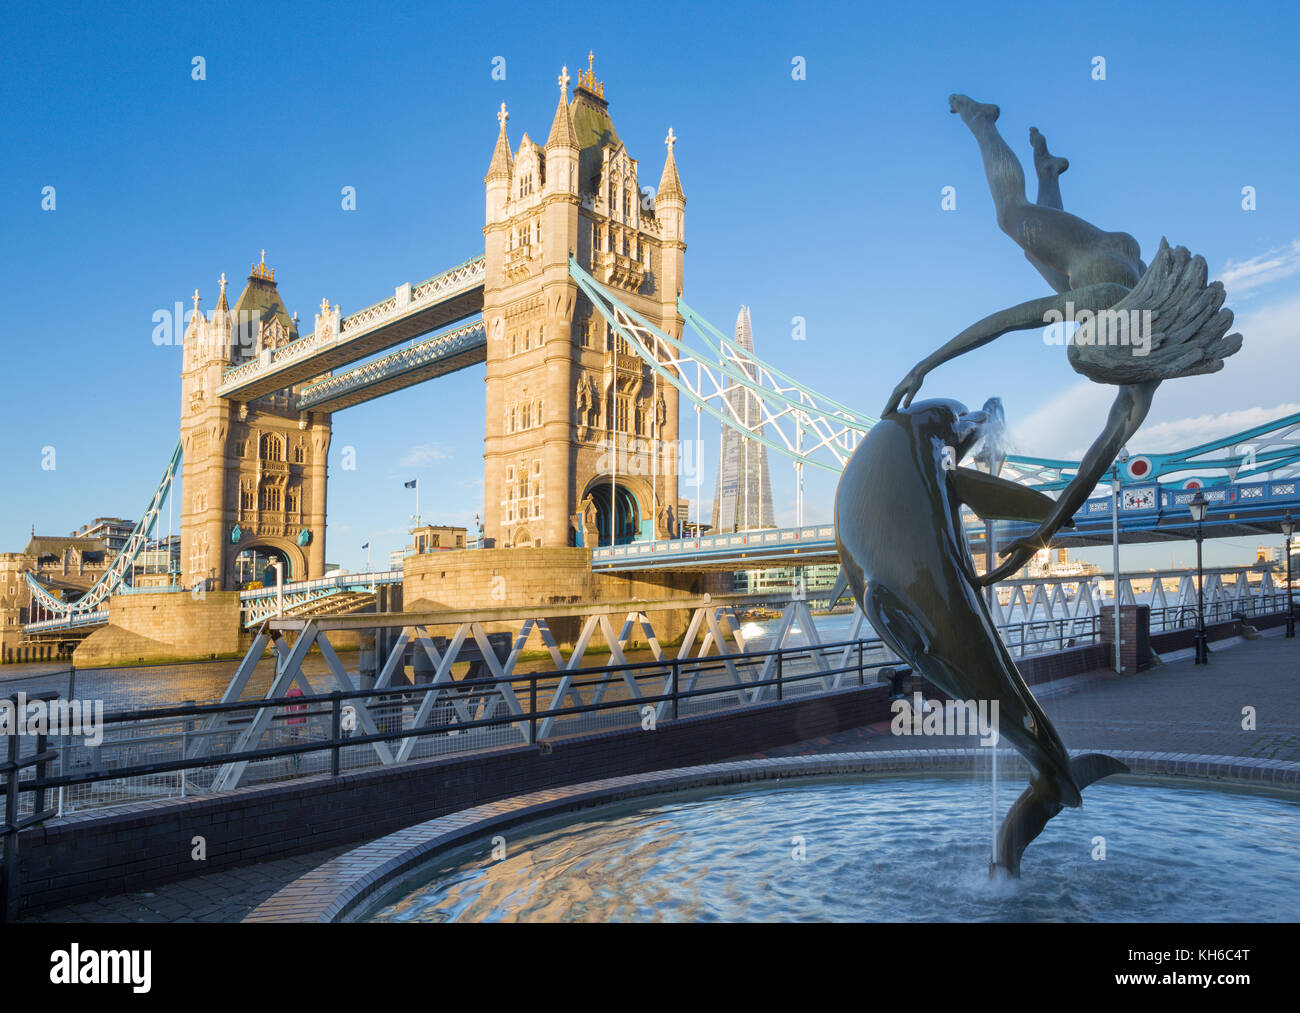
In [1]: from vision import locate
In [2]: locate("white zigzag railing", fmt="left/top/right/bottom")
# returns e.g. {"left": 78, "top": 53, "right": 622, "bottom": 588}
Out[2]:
{"left": 25, "top": 440, "right": 182, "bottom": 622}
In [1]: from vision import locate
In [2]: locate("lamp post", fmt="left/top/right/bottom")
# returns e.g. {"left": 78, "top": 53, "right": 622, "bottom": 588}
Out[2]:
{"left": 1188, "top": 492, "right": 1208, "bottom": 664}
{"left": 1111, "top": 448, "right": 1129, "bottom": 674}
{"left": 271, "top": 561, "right": 284, "bottom": 619}
{"left": 1282, "top": 513, "right": 1295, "bottom": 638}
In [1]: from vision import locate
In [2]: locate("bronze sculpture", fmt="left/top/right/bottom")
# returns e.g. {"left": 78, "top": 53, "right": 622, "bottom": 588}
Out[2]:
{"left": 834, "top": 398, "right": 1127, "bottom": 875}
{"left": 885, "top": 96, "right": 1242, "bottom": 581}
{"left": 835, "top": 96, "right": 1245, "bottom": 872}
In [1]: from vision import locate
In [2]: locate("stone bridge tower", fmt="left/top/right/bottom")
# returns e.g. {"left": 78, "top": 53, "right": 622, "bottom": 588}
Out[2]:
{"left": 482, "top": 54, "right": 685, "bottom": 549}
{"left": 179, "top": 254, "right": 331, "bottom": 590}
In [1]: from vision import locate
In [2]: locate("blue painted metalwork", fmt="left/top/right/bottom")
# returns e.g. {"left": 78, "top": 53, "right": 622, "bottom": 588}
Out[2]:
{"left": 295, "top": 317, "right": 487, "bottom": 411}
{"left": 22, "top": 611, "right": 111, "bottom": 634}
{"left": 592, "top": 525, "right": 838, "bottom": 571}
{"left": 238, "top": 569, "right": 404, "bottom": 627}
{"left": 574, "top": 258, "right": 1300, "bottom": 492}
{"left": 217, "top": 256, "right": 485, "bottom": 400}
{"left": 596, "top": 476, "right": 1300, "bottom": 571}
{"left": 24, "top": 441, "right": 182, "bottom": 630}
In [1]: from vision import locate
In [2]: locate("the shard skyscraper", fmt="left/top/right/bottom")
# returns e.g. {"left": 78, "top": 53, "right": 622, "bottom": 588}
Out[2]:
{"left": 712, "top": 306, "right": 776, "bottom": 533}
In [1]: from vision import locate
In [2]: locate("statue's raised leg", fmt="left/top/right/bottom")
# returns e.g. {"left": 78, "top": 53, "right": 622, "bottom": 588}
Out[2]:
{"left": 950, "top": 94, "right": 1127, "bottom": 289}
{"left": 1025, "top": 127, "right": 1072, "bottom": 293}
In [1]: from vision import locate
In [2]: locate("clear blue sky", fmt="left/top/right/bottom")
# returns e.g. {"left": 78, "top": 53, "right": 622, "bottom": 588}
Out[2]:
{"left": 2, "top": 0, "right": 1298, "bottom": 572}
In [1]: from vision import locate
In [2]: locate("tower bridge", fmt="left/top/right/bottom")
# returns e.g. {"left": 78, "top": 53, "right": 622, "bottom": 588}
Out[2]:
{"left": 10, "top": 54, "right": 1300, "bottom": 667}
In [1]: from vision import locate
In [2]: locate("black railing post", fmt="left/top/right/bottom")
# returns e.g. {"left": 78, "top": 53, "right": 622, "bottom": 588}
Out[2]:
{"left": 2, "top": 716, "right": 18, "bottom": 923}
{"left": 529, "top": 677, "right": 538, "bottom": 746}
{"left": 34, "top": 733, "right": 47, "bottom": 818}
{"left": 330, "top": 692, "right": 342, "bottom": 777}
{"left": 671, "top": 659, "right": 680, "bottom": 720}
{"left": 776, "top": 650, "right": 784, "bottom": 701}
{"left": 857, "top": 642, "right": 864, "bottom": 686}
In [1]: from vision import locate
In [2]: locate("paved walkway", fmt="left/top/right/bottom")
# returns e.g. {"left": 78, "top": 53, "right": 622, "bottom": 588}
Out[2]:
{"left": 22, "top": 632, "right": 1299, "bottom": 922}
{"left": 753, "top": 631, "right": 1300, "bottom": 762}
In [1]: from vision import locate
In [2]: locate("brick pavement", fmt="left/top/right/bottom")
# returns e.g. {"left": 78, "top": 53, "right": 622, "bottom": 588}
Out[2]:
{"left": 24, "top": 632, "right": 1299, "bottom": 922}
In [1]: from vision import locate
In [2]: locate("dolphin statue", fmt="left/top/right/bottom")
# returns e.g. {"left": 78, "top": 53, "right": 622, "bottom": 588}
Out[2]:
{"left": 833, "top": 398, "right": 1128, "bottom": 876}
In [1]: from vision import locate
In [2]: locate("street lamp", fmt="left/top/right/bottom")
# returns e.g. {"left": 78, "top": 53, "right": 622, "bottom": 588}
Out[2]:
{"left": 1282, "top": 512, "right": 1295, "bottom": 638}
{"left": 1111, "top": 448, "right": 1129, "bottom": 674}
{"left": 1188, "top": 492, "right": 1208, "bottom": 664}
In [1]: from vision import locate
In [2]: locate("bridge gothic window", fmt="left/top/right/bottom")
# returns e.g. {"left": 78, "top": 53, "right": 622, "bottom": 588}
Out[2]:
{"left": 286, "top": 488, "right": 299, "bottom": 513}
{"left": 260, "top": 434, "right": 284, "bottom": 462}
{"left": 293, "top": 443, "right": 305, "bottom": 464}
{"left": 260, "top": 486, "right": 282, "bottom": 512}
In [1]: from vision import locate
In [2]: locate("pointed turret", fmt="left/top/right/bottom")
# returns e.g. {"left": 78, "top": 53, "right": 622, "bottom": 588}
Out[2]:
{"left": 485, "top": 102, "right": 513, "bottom": 223}
{"left": 182, "top": 287, "right": 206, "bottom": 373}
{"left": 545, "top": 66, "right": 580, "bottom": 196}
{"left": 209, "top": 271, "right": 231, "bottom": 359}
{"left": 229, "top": 251, "right": 296, "bottom": 359}
{"left": 657, "top": 126, "right": 685, "bottom": 202}
{"left": 485, "top": 102, "right": 513, "bottom": 183}
{"left": 545, "top": 66, "right": 579, "bottom": 151}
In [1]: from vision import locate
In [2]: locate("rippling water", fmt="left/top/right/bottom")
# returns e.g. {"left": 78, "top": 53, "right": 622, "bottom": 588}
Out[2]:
{"left": 368, "top": 777, "right": 1300, "bottom": 922}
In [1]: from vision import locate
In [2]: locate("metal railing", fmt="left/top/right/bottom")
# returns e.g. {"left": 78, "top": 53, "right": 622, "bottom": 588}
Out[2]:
{"left": 3, "top": 597, "right": 1288, "bottom": 819}
{"left": 2, "top": 691, "right": 60, "bottom": 922}
{"left": 992, "top": 592, "right": 1291, "bottom": 657}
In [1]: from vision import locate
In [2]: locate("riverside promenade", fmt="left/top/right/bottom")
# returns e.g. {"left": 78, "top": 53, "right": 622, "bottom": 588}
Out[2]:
{"left": 21, "top": 631, "right": 1299, "bottom": 922}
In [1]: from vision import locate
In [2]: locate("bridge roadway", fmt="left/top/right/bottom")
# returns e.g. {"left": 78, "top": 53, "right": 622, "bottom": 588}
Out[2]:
{"left": 215, "top": 256, "right": 484, "bottom": 403}
{"left": 594, "top": 474, "right": 1300, "bottom": 572}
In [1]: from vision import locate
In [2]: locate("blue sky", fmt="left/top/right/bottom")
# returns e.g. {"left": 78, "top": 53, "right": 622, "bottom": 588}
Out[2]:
{"left": 2, "top": 0, "right": 1298, "bottom": 572}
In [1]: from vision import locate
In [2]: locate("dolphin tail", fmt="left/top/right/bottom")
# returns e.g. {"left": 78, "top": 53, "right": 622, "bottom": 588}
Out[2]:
{"left": 992, "top": 752, "right": 1129, "bottom": 877}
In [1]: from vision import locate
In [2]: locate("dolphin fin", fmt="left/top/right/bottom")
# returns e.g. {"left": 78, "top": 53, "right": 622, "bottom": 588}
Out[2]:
{"left": 951, "top": 468, "right": 1072, "bottom": 527}
{"left": 1070, "top": 751, "right": 1129, "bottom": 788}
{"left": 827, "top": 568, "right": 851, "bottom": 608}
{"left": 993, "top": 752, "right": 1129, "bottom": 877}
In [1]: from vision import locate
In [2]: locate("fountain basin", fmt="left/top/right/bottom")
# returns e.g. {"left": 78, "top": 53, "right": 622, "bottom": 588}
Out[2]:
{"left": 245, "top": 750, "right": 1300, "bottom": 923}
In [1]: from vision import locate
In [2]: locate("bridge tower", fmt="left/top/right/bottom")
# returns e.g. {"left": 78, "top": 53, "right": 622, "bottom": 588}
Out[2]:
{"left": 179, "top": 256, "right": 331, "bottom": 591}
{"left": 482, "top": 54, "right": 685, "bottom": 549}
